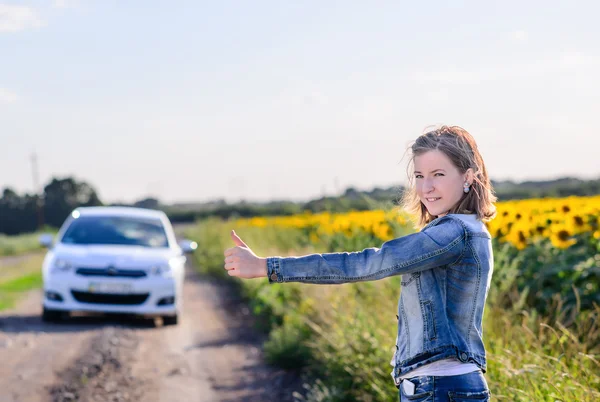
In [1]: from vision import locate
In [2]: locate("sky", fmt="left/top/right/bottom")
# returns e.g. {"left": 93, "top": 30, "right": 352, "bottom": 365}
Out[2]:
{"left": 1, "top": 1, "right": 599, "bottom": 204}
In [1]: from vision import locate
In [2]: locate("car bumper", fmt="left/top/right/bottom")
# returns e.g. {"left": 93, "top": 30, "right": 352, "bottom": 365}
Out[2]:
{"left": 43, "top": 275, "right": 180, "bottom": 316}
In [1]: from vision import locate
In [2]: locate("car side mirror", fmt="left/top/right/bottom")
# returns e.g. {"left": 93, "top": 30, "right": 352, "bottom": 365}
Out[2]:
{"left": 39, "top": 233, "right": 54, "bottom": 248}
{"left": 178, "top": 239, "right": 197, "bottom": 254}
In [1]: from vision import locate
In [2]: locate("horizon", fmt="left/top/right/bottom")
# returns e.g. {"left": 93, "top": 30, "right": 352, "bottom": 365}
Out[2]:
{"left": 3, "top": 173, "right": 596, "bottom": 206}
{"left": 1, "top": 1, "right": 599, "bottom": 204}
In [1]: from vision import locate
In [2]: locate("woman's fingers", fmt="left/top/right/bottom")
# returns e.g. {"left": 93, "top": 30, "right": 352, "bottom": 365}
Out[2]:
{"left": 223, "top": 239, "right": 262, "bottom": 279}
{"left": 224, "top": 246, "right": 249, "bottom": 257}
{"left": 224, "top": 261, "right": 237, "bottom": 271}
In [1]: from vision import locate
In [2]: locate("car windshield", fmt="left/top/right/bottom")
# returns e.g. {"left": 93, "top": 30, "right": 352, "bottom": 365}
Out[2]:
{"left": 60, "top": 215, "right": 169, "bottom": 248}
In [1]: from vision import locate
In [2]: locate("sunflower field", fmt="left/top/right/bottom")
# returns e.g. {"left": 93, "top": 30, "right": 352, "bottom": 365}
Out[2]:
{"left": 186, "top": 194, "right": 600, "bottom": 401}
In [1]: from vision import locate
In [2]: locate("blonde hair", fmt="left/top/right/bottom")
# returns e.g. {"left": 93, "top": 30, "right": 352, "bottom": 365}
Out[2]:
{"left": 401, "top": 125, "right": 497, "bottom": 228}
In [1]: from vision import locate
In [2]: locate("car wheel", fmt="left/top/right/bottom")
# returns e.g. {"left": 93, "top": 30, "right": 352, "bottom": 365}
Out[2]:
{"left": 42, "top": 307, "right": 65, "bottom": 322}
{"left": 162, "top": 315, "right": 179, "bottom": 326}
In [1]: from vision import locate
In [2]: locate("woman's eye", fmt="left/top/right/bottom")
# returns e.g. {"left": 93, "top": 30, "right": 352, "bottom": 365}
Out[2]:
{"left": 415, "top": 175, "right": 423, "bottom": 179}
{"left": 434, "top": 173, "right": 444, "bottom": 177}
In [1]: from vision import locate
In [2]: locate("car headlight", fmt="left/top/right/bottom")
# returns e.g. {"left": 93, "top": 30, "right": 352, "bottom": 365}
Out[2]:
{"left": 151, "top": 258, "right": 182, "bottom": 277}
{"left": 150, "top": 258, "right": 175, "bottom": 277}
{"left": 150, "top": 264, "right": 171, "bottom": 276}
{"left": 51, "top": 258, "right": 73, "bottom": 274}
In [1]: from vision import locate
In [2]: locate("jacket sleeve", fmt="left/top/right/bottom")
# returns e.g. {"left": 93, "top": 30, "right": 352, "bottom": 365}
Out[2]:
{"left": 266, "top": 215, "right": 466, "bottom": 284}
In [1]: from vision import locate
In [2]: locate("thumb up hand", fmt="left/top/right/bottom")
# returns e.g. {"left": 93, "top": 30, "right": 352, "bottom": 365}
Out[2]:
{"left": 230, "top": 230, "right": 248, "bottom": 248}
{"left": 224, "top": 230, "right": 267, "bottom": 279}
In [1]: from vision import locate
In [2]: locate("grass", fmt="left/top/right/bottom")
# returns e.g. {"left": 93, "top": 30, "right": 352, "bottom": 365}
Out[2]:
{"left": 0, "top": 254, "right": 45, "bottom": 311}
{"left": 0, "top": 230, "right": 52, "bottom": 257}
{"left": 186, "top": 218, "right": 600, "bottom": 402}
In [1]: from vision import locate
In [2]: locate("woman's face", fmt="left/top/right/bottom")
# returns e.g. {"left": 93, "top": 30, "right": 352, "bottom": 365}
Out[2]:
{"left": 413, "top": 149, "right": 472, "bottom": 217}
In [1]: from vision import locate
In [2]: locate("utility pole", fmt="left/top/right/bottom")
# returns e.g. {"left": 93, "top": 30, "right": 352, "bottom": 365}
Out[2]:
{"left": 31, "top": 152, "right": 44, "bottom": 229}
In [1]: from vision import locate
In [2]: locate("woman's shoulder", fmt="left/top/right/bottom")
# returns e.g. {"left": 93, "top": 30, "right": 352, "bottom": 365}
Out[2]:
{"left": 420, "top": 215, "right": 468, "bottom": 244}
{"left": 424, "top": 214, "right": 489, "bottom": 236}
{"left": 440, "top": 214, "right": 491, "bottom": 239}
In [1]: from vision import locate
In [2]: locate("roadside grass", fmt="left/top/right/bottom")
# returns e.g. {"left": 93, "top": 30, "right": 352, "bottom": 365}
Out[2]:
{"left": 0, "top": 230, "right": 53, "bottom": 257}
{"left": 0, "top": 255, "right": 44, "bottom": 311}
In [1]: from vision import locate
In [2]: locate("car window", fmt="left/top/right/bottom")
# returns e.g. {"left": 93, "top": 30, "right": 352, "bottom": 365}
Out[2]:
{"left": 60, "top": 216, "right": 169, "bottom": 248}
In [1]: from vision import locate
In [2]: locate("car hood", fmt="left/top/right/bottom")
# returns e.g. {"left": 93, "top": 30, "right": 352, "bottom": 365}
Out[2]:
{"left": 51, "top": 244, "right": 179, "bottom": 267}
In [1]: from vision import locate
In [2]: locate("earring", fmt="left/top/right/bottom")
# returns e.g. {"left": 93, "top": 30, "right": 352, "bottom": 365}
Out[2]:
{"left": 463, "top": 182, "right": 470, "bottom": 193}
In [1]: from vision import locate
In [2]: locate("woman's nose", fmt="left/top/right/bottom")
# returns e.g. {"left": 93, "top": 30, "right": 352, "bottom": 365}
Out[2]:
{"left": 423, "top": 179, "right": 435, "bottom": 192}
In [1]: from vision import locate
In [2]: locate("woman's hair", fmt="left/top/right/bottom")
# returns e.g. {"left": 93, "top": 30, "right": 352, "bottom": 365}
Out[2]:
{"left": 401, "top": 125, "right": 497, "bottom": 228}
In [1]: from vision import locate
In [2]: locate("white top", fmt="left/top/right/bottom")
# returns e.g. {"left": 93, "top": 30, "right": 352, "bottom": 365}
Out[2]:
{"left": 448, "top": 213, "right": 487, "bottom": 232}
{"left": 396, "top": 358, "right": 480, "bottom": 380}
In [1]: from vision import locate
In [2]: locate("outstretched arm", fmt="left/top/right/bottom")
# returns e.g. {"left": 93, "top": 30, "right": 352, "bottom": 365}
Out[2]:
{"left": 224, "top": 216, "right": 466, "bottom": 284}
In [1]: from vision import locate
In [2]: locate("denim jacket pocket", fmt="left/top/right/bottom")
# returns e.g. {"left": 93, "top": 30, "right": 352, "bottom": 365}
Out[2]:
{"left": 401, "top": 272, "right": 420, "bottom": 286}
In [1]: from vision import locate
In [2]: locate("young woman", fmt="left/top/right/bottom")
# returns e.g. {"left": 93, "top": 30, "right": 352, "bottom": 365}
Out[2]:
{"left": 224, "top": 125, "right": 497, "bottom": 401}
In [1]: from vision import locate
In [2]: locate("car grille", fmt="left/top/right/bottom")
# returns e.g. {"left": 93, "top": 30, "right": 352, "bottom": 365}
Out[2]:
{"left": 75, "top": 267, "right": 147, "bottom": 278}
{"left": 71, "top": 290, "right": 149, "bottom": 305}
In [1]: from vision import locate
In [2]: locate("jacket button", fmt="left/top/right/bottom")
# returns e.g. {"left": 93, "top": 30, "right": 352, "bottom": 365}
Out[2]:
{"left": 270, "top": 273, "right": 278, "bottom": 281}
{"left": 460, "top": 352, "right": 468, "bottom": 362}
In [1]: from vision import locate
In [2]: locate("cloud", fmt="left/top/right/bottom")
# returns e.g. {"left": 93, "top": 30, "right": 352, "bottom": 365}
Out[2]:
{"left": 53, "top": 0, "right": 78, "bottom": 9}
{"left": 0, "top": 4, "right": 43, "bottom": 33}
{"left": 559, "top": 51, "right": 587, "bottom": 68}
{"left": 413, "top": 51, "right": 599, "bottom": 85}
{"left": 0, "top": 88, "right": 18, "bottom": 104}
{"left": 426, "top": 88, "right": 450, "bottom": 103}
{"left": 511, "top": 30, "right": 528, "bottom": 42}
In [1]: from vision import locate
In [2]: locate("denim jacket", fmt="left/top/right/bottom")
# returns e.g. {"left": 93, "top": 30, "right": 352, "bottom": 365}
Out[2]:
{"left": 266, "top": 214, "right": 493, "bottom": 383}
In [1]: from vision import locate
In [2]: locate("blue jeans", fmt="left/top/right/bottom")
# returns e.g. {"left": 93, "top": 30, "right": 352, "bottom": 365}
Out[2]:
{"left": 398, "top": 371, "right": 490, "bottom": 401}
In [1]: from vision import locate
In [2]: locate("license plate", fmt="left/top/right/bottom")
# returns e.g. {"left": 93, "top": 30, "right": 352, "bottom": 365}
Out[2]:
{"left": 88, "top": 282, "right": 132, "bottom": 294}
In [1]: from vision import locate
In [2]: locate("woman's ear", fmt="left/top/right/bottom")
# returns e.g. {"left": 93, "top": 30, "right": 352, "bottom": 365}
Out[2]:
{"left": 465, "top": 168, "right": 475, "bottom": 185}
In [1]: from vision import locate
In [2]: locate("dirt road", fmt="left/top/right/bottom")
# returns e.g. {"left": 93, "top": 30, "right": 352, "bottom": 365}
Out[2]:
{"left": 0, "top": 255, "right": 301, "bottom": 402}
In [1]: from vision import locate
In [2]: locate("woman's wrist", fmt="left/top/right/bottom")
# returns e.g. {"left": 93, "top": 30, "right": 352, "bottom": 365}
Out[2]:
{"left": 259, "top": 257, "right": 268, "bottom": 278}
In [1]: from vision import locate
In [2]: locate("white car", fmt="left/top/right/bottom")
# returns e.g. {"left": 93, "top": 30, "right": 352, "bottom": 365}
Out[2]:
{"left": 39, "top": 206, "right": 196, "bottom": 325}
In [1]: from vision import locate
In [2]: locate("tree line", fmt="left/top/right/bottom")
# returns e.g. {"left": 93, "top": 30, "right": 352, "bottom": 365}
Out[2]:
{"left": 1, "top": 176, "right": 599, "bottom": 235}
{"left": 0, "top": 177, "right": 102, "bottom": 235}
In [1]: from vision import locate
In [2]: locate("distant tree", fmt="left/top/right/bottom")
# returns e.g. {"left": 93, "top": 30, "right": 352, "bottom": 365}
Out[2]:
{"left": 0, "top": 188, "right": 38, "bottom": 234}
{"left": 133, "top": 197, "right": 160, "bottom": 210}
{"left": 1, "top": 188, "right": 20, "bottom": 208}
{"left": 43, "top": 177, "right": 102, "bottom": 227}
